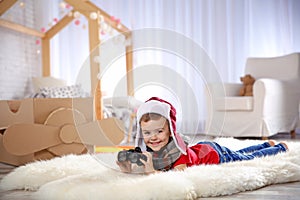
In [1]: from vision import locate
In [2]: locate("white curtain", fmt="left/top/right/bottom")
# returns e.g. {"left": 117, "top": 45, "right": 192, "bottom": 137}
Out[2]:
{"left": 34, "top": 0, "right": 90, "bottom": 84}
{"left": 37, "top": 0, "right": 300, "bottom": 134}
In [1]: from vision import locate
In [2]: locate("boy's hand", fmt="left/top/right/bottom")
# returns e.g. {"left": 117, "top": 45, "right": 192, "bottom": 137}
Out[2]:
{"left": 116, "top": 160, "right": 132, "bottom": 173}
{"left": 140, "top": 151, "right": 156, "bottom": 174}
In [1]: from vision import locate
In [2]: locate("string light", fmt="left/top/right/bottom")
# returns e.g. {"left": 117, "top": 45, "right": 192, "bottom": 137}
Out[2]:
{"left": 59, "top": 2, "right": 66, "bottom": 9}
{"left": 74, "top": 20, "right": 80, "bottom": 26}
{"left": 90, "top": 12, "right": 98, "bottom": 20}
{"left": 93, "top": 56, "right": 101, "bottom": 63}
{"left": 73, "top": 11, "right": 81, "bottom": 18}
{"left": 35, "top": 39, "right": 41, "bottom": 45}
{"left": 19, "top": 2, "right": 25, "bottom": 8}
{"left": 36, "top": 2, "right": 128, "bottom": 45}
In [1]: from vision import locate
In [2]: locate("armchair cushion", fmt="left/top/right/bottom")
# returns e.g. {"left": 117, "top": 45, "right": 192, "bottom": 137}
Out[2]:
{"left": 216, "top": 97, "right": 253, "bottom": 111}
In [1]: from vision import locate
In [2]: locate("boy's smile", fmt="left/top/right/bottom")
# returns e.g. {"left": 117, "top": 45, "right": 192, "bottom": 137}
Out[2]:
{"left": 141, "top": 117, "right": 171, "bottom": 152}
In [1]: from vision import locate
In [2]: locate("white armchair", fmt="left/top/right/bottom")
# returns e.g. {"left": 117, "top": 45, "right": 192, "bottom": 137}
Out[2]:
{"left": 205, "top": 53, "right": 300, "bottom": 138}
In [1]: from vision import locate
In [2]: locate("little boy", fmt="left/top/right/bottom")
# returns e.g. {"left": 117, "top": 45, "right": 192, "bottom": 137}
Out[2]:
{"left": 117, "top": 97, "right": 288, "bottom": 174}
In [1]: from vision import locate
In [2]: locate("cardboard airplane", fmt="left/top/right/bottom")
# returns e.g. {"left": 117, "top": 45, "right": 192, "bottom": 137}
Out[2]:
{"left": 0, "top": 98, "right": 125, "bottom": 166}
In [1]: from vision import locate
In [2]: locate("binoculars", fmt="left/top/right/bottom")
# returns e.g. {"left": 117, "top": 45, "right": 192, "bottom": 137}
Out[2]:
{"left": 117, "top": 147, "right": 147, "bottom": 166}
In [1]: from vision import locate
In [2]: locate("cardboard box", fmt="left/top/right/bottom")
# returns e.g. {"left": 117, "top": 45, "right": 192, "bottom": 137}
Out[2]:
{"left": 0, "top": 97, "right": 125, "bottom": 166}
{"left": 0, "top": 99, "right": 34, "bottom": 129}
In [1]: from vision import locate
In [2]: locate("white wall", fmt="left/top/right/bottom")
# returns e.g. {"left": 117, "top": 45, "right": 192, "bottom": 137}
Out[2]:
{"left": 0, "top": 0, "right": 41, "bottom": 100}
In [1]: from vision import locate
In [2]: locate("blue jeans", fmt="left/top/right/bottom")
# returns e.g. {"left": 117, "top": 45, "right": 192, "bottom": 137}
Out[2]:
{"left": 197, "top": 141, "right": 287, "bottom": 163}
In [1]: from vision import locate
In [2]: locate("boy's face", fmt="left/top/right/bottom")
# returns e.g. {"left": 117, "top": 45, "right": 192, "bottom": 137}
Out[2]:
{"left": 141, "top": 117, "right": 171, "bottom": 152}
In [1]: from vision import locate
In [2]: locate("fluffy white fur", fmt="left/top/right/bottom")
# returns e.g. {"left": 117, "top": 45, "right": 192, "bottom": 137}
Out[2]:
{"left": 1, "top": 138, "right": 300, "bottom": 200}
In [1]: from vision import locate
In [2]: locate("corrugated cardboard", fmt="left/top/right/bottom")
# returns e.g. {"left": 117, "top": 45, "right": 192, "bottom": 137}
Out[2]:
{"left": 0, "top": 97, "right": 125, "bottom": 166}
{"left": 0, "top": 99, "right": 34, "bottom": 129}
{"left": 0, "top": 134, "right": 35, "bottom": 166}
{"left": 33, "top": 98, "right": 94, "bottom": 124}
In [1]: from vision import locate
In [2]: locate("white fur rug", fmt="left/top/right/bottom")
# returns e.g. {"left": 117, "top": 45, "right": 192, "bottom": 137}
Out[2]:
{"left": 1, "top": 138, "right": 300, "bottom": 200}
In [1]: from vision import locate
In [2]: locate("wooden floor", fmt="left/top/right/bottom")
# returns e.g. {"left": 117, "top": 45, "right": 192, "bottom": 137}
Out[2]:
{"left": 0, "top": 132, "right": 300, "bottom": 200}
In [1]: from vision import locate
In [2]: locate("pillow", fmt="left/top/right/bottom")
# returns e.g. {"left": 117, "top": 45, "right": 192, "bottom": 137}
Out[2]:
{"left": 39, "top": 84, "right": 87, "bottom": 98}
{"left": 103, "top": 96, "right": 142, "bottom": 110}
{"left": 32, "top": 77, "right": 67, "bottom": 93}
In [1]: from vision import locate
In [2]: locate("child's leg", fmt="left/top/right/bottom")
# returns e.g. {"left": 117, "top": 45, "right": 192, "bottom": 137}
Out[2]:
{"left": 236, "top": 140, "right": 275, "bottom": 154}
{"left": 250, "top": 143, "right": 287, "bottom": 158}
{"left": 206, "top": 142, "right": 287, "bottom": 163}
